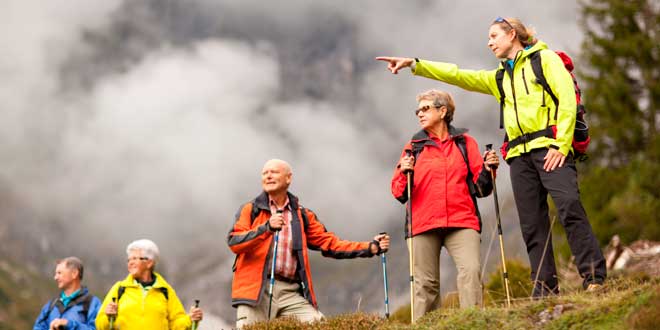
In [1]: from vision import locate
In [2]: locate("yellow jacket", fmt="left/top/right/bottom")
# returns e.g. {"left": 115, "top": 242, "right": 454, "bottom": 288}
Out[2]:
{"left": 413, "top": 41, "right": 577, "bottom": 159}
{"left": 95, "top": 273, "right": 192, "bottom": 330}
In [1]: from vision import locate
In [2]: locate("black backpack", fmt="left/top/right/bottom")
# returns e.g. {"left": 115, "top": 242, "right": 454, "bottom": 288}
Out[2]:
{"left": 495, "top": 50, "right": 590, "bottom": 161}
{"left": 38, "top": 292, "right": 93, "bottom": 325}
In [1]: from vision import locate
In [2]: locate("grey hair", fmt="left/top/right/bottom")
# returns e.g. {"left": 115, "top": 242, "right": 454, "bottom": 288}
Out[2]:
{"left": 126, "top": 239, "right": 160, "bottom": 265}
{"left": 56, "top": 257, "right": 84, "bottom": 280}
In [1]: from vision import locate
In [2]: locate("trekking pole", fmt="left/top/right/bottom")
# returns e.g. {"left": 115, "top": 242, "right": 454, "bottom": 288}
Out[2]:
{"left": 267, "top": 209, "right": 283, "bottom": 321}
{"left": 486, "top": 144, "right": 512, "bottom": 308}
{"left": 191, "top": 299, "right": 200, "bottom": 330}
{"left": 379, "top": 231, "right": 390, "bottom": 318}
{"left": 404, "top": 149, "right": 415, "bottom": 322}
{"left": 108, "top": 297, "right": 117, "bottom": 330}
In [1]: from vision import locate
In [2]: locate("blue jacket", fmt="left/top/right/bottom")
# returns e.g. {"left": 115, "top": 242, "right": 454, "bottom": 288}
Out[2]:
{"left": 33, "top": 287, "right": 101, "bottom": 330}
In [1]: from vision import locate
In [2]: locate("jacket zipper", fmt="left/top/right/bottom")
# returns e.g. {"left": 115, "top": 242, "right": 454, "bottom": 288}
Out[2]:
{"left": 522, "top": 68, "right": 530, "bottom": 94}
{"left": 507, "top": 53, "right": 527, "bottom": 153}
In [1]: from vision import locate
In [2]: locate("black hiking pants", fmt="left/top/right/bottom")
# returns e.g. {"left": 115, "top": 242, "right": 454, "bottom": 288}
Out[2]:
{"left": 509, "top": 148, "right": 606, "bottom": 297}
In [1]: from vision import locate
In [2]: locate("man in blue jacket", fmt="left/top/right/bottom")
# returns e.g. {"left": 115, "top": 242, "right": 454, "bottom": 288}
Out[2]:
{"left": 33, "top": 257, "right": 101, "bottom": 330}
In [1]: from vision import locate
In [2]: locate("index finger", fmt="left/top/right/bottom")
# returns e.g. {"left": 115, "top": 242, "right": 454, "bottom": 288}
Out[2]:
{"left": 375, "top": 56, "right": 394, "bottom": 62}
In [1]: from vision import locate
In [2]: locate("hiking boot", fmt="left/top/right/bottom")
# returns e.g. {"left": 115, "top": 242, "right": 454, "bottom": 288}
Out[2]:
{"left": 586, "top": 283, "right": 603, "bottom": 293}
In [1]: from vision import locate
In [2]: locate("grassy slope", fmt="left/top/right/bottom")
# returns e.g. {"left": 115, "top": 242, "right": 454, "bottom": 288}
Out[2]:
{"left": 243, "top": 276, "right": 660, "bottom": 330}
{"left": 0, "top": 258, "right": 55, "bottom": 330}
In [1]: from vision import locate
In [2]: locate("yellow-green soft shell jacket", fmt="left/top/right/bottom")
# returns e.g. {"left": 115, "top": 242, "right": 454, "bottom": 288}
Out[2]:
{"left": 413, "top": 40, "right": 577, "bottom": 159}
{"left": 95, "top": 273, "right": 192, "bottom": 330}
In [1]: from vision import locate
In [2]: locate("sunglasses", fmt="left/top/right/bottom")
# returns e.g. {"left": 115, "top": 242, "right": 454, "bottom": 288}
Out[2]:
{"left": 415, "top": 104, "right": 443, "bottom": 116}
{"left": 494, "top": 16, "right": 514, "bottom": 30}
{"left": 127, "top": 256, "right": 150, "bottom": 262}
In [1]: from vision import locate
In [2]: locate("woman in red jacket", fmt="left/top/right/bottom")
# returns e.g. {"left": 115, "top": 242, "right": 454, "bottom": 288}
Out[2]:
{"left": 392, "top": 89, "right": 498, "bottom": 321}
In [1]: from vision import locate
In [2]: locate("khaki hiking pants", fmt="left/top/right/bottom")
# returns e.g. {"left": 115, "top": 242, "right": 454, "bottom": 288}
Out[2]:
{"left": 409, "top": 228, "right": 482, "bottom": 322}
{"left": 236, "top": 280, "right": 323, "bottom": 329}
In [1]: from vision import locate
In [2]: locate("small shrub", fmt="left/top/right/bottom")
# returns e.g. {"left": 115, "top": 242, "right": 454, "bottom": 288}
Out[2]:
{"left": 389, "top": 303, "right": 410, "bottom": 324}
{"left": 626, "top": 286, "right": 660, "bottom": 330}
{"left": 484, "top": 259, "right": 533, "bottom": 306}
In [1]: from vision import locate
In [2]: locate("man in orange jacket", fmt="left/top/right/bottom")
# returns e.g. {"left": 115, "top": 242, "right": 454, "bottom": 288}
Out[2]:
{"left": 227, "top": 159, "right": 390, "bottom": 329}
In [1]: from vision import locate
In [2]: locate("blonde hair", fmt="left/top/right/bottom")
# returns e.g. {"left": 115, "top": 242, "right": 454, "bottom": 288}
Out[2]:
{"left": 416, "top": 89, "right": 455, "bottom": 124}
{"left": 493, "top": 17, "right": 537, "bottom": 47}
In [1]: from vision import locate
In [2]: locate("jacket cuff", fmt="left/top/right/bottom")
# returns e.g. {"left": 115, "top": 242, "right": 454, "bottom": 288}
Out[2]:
{"left": 556, "top": 144, "right": 570, "bottom": 156}
{"left": 368, "top": 240, "right": 381, "bottom": 256}
{"left": 264, "top": 222, "right": 276, "bottom": 233}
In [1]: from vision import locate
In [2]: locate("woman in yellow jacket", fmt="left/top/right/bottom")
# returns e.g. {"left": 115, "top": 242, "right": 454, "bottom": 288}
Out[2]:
{"left": 96, "top": 239, "right": 203, "bottom": 330}
{"left": 376, "top": 17, "right": 606, "bottom": 297}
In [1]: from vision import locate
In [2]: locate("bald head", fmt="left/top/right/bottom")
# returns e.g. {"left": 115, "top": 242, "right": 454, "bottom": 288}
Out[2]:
{"left": 261, "top": 159, "right": 293, "bottom": 195}
{"left": 262, "top": 159, "right": 292, "bottom": 174}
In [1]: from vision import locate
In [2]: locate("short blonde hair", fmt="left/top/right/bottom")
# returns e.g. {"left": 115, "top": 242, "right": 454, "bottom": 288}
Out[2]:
{"left": 492, "top": 17, "right": 537, "bottom": 47}
{"left": 416, "top": 89, "right": 456, "bottom": 124}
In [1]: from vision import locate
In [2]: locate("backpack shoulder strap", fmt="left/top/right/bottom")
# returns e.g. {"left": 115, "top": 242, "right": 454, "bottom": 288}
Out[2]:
{"left": 117, "top": 285, "right": 126, "bottom": 301}
{"left": 77, "top": 293, "right": 94, "bottom": 322}
{"left": 454, "top": 136, "right": 473, "bottom": 187}
{"left": 495, "top": 68, "right": 506, "bottom": 129}
{"left": 530, "top": 50, "right": 559, "bottom": 113}
{"left": 159, "top": 287, "right": 169, "bottom": 300}
{"left": 454, "top": 136, "right": 482, "bottom": 229}
{"left": 250, "top": 202, "right": 260, "bottom": 225}
{"left": 411, "top": 140, "right": 425, "bottom": 160}
{"left": 299, "top": 206, "right": 310, "bottom": 230}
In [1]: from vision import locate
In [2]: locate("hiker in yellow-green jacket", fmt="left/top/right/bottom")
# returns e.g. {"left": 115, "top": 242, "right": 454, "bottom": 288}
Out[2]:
{"left": 96, "top": 239, "right": 203, "bottom": 330}
{"left": 377, "top": 17, "right": 606, "bottom": 297}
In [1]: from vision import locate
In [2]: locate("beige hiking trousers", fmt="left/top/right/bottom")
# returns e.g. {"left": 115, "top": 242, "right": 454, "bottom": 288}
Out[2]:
{"left": 236, "top": 280, "right": 323, "bottom": 329}
{"left": 410, "top": 228, "right": 482, "bottom": 322}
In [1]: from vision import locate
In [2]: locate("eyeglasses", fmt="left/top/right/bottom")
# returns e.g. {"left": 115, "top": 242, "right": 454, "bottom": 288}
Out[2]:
{"left": 127, "top": 256, "right": 150, "bottom": 263}
{"left": 415, "top": 104, "right": 443, "bottom": 116}
{"left": 494, "top": 16, "right": 514, "bottom": 31}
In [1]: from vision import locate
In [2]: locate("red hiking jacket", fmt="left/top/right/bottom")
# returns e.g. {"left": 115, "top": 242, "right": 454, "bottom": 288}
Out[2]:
{"left": 391, "top": 128, "right": 492, "bottom": 236}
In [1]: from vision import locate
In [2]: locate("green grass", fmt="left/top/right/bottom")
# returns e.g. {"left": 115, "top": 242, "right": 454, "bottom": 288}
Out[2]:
{"left": 244, "top": 276, "right": 660, "bottom": 330}
{"left": 3, "top": 254, "right": 658, "bottom": 330}
{"left": 0, "top": 258, "right": 55, "bottom": 330}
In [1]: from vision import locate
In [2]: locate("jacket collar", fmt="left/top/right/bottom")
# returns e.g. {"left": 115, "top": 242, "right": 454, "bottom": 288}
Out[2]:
{"left": 122, "top": 272, "right": 167, "bottom": 288}
{"left": 411, "top": 125, "right": 468, "bottom": 143}
{"left": 254, "top": 191, "right": 300, "bottom": 212}
{"left": 499, "top": 40, "right": 549, "bottom": 70}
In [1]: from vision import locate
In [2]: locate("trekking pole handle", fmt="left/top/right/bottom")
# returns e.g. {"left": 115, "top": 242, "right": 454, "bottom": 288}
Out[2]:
{"left": 270, "top": 209, "right": 283, "bottom": 232}
{"left": 485, "top": 144, "right": 498, "bottom": 170}
{"left": 108, "top": 297, "right": 117, "bottom": 330}
{"left": 403, "top": 149, "right": 413, "bottom": 174}
{"left": 378, "top": 232, "right": 388, "bottom": 253}
{"left": 191, "top": 300, "right": 200, "bottom": 330}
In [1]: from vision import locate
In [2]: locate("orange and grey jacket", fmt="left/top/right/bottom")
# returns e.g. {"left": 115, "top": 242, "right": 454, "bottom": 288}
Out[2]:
{"left": 227, "top": 191, "right": 375, "bottom": 308}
